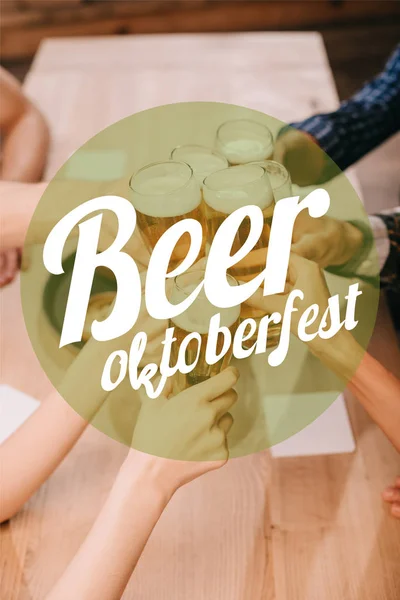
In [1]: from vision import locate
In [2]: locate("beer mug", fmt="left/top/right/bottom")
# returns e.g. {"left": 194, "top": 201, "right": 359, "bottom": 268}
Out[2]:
{"left": 170, "top": 145, "right": 228, "bottom": 187}
{"left": 129, "top": 161, "right": 206, "bottom": 269}
{"left": 252, "top": 159, "right": 292, "bottom": 202}
{"left": 203, "top": 164, "right": 281, "bottom": 348}
{"left": 215, "top": 119, "right": 274, "bottom": 165}
{"left": 170, "top": 269, "right": 240, "bottom": 394}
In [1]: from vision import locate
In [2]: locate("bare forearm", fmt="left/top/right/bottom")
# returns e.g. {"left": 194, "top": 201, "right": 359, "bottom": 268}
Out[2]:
{"left": 1, "top": 106, "right": 49, "bottom": 183}
{"left": 0, "top": 333, "right": 135, "bottom": 522}
{"left": 0, "top": 391, "right": 89, "bottom": 523}
{"left": 46, "top": 452, "right": 170, "bottom": 600}
{"left": 348, "top": 352, "right": 400, "bottom": 452}
{"left": 310, "top": 332, "right": 400, "bottom": 452}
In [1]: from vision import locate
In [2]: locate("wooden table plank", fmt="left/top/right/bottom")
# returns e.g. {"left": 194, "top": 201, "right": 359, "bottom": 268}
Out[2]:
{"left": 1, "top": 32, "right": 399, "bottom": 600}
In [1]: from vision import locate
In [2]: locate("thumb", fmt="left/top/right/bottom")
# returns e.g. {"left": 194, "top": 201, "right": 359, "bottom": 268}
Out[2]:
{"left": 218, "top": 412, "right": 234, "bottom": 435}
{"left": 291, "top": 236, "right": 317, "bottom": 262}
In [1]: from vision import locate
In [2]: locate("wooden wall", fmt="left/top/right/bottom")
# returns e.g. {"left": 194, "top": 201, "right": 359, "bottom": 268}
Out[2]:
{"left": 2, "top": 1, "right": 400, "bottom": 61}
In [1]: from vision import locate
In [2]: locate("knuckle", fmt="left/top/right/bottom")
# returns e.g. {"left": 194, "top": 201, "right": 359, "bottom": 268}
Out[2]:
{"left": 227, "top": 389, "right": 238, "bottom": 405}
{"left": 199, "top": 405, "right": 214, "bottom": 426}
{"left": 220, "top": 386, "right": 237, "bottom": 402}
{"left": 222, "top": 412, "right": 234, "bottom": 427}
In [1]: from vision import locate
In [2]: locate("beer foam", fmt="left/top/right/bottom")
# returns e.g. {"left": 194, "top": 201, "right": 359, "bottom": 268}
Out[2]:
{"left": 131, "top": 173, "right": 201, "bottom": 218}
{"left": 171, "top": 283, "right": 240, "bottom": 334}
{"left": 181, "top": 151, "right": 228, "bottom": 184}
{"left": 204, "top": 188, "right": 273, "bottom": 214}
{"left": 203, "top": 167, "right": 274, "bottom": 214}
{"left": 222, "top": 139, "right": 273, "bottom": 164}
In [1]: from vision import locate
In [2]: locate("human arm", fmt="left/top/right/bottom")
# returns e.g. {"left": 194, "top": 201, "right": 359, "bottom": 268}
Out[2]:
{"left": 0, "top": 66, "right": 49, "bottom": 285}
{"left": 310, "top": 330, "right": 400, "bottom": 453}
{"left": 0, "top": 67, "right": 50, "bottom": 183}
{"left": 0, "top": 295, "right": 166, "bottom": 523}
{"left": 0, "top": 387, "right": 97, "bottom": 524}
{"left": 274, "top": 44, "right": 400, "bottom": 184}
{"left": 382, "top": 476, "right": 400, "bottom": 519}
{"left": 0, "top": 180, "right": 47, "bottom": 286}
{"left": 45, "top": 368, "right": 238, "bottom": 600}
{"left": 245, "top": 253, "right": 400, "bottom": 452}
{"left": 291, "top": 207, "right": 400, "bottom": 292}
{"left": 0, "top": 180, "right": 151, "bottom": 266}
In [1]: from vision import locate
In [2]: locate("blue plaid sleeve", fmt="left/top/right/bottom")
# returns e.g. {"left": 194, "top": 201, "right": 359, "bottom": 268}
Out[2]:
{"left": 288, "top": 44, "right": 400, "bottom": 171}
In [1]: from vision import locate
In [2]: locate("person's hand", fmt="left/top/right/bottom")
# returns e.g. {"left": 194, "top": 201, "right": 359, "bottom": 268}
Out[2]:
{"left": 87, "top": 269, "right": 167, "bottom": 367}
{"left": 245, "top": 252, "right": 366, "bottom": 380}
{"left": 0, "top": 248, "right": 20, "bottom": 287}
{"left": 22, "top": 179, "right": 151, "bottom": 269}
{"left": 128, "top": 367, "right": 239, "bottom": 496}
{"left": 273, "top": 128, "right": 326, "bottom": 186}
{"left": 292, "top": 211, "right": 364, "bottom": 268}
{"left": 382, "top": 477, "right": 400, "bottom": 519}
{"left": 245, "top": 252, "right": 331, "bottom": 337}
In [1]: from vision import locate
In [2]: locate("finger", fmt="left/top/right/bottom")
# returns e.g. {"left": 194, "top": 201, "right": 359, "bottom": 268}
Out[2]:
{"left": 210, "top": 389, "right": 237, "bottom": 421}
{"left": 3, "top": 250, "right": 19, "bottom": 281}
{"left": 382, "top": 487, "right": 400, "bottom": 503}
{"left": 391, "top": 503, "right": 400, "bottom": 519}
{"left": 233, "top": 247, "right": 268, "bottom": 275}
{"left": 282, "top": 281, "right": 294, "bottom": 295}
{"left": 245, "top": 286, "right": 287, "bottom": 315}
{"left": 291, "top": 237, "right": 318, "bottom": 262}
{"left": 182, "top": 366, "right": 239, "bottom": 404}
{"left": 287, "top": 251, "right": 323, "bottom": 284}
{"left": 0, "top": 250, "right": 18, "bottom": 286}
{"left": 139, "top": 348, "right": 163, "bottom": 368}
{"left": 394, "top": 476, "right": 400, "bottom": 488}
{"left": 272, "top": 139, "right": 286, "bottom": 165}
{"left": 68, "top": 326, "right": 134, "bottom": 380}
{"left": 205, "top": 446, "right": 229, "bottom": 464}
{"left": 218, "top": 412, "right": 234, "bottom": 435}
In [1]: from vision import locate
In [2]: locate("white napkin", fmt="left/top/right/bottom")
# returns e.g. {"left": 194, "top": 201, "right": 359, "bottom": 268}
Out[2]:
{"left": 270, "top": 393, "right": 356, "bottom": 458}
{"left": 0, "top": 385, "right": 40, "bottom": 444}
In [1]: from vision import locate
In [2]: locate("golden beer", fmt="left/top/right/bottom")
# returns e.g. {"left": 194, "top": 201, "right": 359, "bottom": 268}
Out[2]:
{"left": 129, "top": 161, "right": 206, "bottom": 270}
{"left": 203, "top": 164, "right": 281, "bottom": 348}
{"left": 215, "top": 119, "right": 274, "bottom": 166}
{"left": 170, "top": 270, "right": 240, "bottom": 394}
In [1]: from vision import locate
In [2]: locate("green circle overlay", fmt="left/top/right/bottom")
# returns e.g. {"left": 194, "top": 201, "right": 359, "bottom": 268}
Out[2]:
{"left": 21, "top": 102, "right": 379, "bottom": 460}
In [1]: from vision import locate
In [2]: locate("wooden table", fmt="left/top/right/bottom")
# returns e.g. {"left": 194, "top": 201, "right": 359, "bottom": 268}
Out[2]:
{"left": 1, "top": 33, "right": 399, "bottom": 600}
